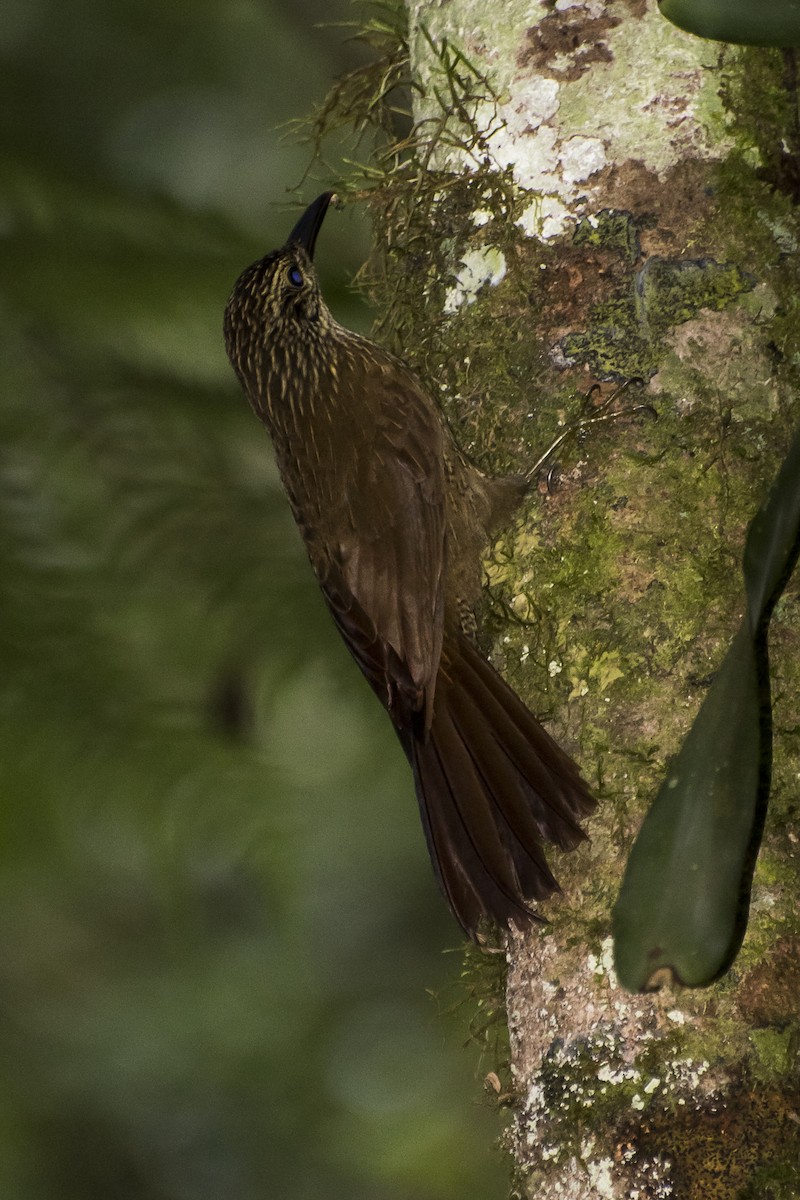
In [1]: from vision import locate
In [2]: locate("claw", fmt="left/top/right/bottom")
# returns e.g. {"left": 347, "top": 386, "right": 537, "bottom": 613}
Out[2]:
{"left": 524, "top": 378, "right": 653, "bottom": 484}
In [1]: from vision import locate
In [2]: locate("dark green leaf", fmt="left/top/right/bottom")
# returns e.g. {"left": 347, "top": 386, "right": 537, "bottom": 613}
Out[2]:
{"left": 659, "top": 0, "right": 800, "bottom": 47}
{"left": 614, "top": 421, "right": 800, "bottom": 990}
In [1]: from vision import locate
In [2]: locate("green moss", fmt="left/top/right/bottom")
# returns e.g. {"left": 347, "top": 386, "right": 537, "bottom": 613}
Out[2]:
{"left": 714, "top": 48, "right": 800, "bottom": 393}
{"left": 562, "top": 255, "right": 754, "bottom": 380}
{"left": 740, "top": 1161, "right": 800, "bottom": 1200}
{"left": 573, "top": 210, "right": 641, "bottom": 263}
{"left": 526, "top": 1024, "right": 671, "bottom": 1160}
{"left": 639, "top": 258, "right": 754, "bottom": 334}
{"left": 748, "top": 1028, "right": 795, "bottom": 1080}
{"left": 636, "top": 1083, "right": 800, "bottom": 1199}
{"left": 718, "top": 47, "right": 799, "bottom": 200}
{"left": 561, "top": 296, "right": 654, "bottom": 379}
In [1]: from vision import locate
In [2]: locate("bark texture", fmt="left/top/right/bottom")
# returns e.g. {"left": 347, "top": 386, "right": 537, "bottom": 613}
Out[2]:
{"left": 400, "top": 1, "right": 800, "bottom": 1195}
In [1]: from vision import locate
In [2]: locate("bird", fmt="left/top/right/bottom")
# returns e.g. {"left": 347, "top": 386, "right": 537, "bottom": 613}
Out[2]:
{"left": 223, "top": 192, "right": 595, "bottom": 937}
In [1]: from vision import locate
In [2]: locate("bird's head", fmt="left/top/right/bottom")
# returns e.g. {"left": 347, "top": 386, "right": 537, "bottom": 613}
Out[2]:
{"left": 223, "top": 192, "right": 335, "bottom": 393}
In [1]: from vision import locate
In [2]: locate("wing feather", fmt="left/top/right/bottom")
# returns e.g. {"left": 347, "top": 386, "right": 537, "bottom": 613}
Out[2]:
{"left": 313, "top": 349, "right": 447, "bottom": 732}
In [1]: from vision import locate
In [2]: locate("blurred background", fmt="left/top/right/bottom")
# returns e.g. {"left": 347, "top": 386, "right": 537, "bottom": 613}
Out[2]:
{"left": 0, "top": 1, "right": 507, "bottom": 1197}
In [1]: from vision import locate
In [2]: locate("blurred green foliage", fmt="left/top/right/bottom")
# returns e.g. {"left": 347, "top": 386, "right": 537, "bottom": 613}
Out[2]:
{"left": 0, "top": 1, "right": 506, "bottom": 1196}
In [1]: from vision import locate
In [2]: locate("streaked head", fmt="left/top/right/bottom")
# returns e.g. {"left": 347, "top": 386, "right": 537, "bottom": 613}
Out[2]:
{"left": 223, "top": 193, "right": 336, "bottom": 391}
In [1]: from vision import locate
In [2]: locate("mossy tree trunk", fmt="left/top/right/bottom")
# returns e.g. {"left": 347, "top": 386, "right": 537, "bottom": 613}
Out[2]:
{"left": 393, "top": 0, "right": 800, "bottom": 1195}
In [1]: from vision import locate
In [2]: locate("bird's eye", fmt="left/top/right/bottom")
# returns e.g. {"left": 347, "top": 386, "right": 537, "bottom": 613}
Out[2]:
{"left": 287, "top": 265, "right": 304, "bottom": 288}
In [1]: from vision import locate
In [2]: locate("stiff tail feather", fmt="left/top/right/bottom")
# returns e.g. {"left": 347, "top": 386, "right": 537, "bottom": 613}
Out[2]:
{"left": 408, "top": 633, "right": 595, "bottom": 936}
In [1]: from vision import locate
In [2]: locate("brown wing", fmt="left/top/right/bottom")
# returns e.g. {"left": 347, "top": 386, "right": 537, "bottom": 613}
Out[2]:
{"left": 313, "top": 350, "right": 447, "bottom": 735}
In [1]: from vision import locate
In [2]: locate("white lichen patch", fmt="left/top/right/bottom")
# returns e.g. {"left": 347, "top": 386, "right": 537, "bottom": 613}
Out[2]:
{"left": 485, "top": 120, "right": 563, "bottom": 194}
{"left": 518, "top": 195, "right": 574, "bottom": 241}
{"left": 559, "top": 135, "right": 607, "bottom": 184}
{"left": 663, "top": 1057, "right": 719, "bottom": 1098}
{"left": 586, "top": 935, "right": 618, "bottom": 984}
{"left": 443, "top": 246, "right": 507, "bottom": 312}
{"left": 587, "top": 1157, "right": 617, "bottom": 1196}
{"left": 587, "top": 951, "right": 604, "bottom": 977}
{"left": 506, "top": 916, "right": 729, "bottom": 1193}
{"left": 519, "top": 1031, "right": 720, "bottom": 1195}
{"left": 596, "top": 1061, "right": 639, "bottom": 1087}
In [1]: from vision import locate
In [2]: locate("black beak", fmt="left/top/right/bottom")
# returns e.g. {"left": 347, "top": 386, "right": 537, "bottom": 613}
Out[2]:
{"left": 285, "top": 192, "right": 335, "bottom": 259}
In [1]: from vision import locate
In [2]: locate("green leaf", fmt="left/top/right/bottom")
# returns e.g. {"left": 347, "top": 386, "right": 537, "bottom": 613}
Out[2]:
{"left": 613, "top": 421, "right": 800, "bottom": 990}
{"left": 659, "top": 0, "right": 800, "bottom": 47}
{"left": 613, "top": 626, "right": 761, "bottom": 988}
{"left": 743, "top": 425, "right": 800, "bottom": 620}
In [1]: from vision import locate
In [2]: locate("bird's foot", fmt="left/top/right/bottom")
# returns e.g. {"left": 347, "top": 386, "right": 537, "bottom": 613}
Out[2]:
{"left": 525, "top": 378, "right": 655, "bottom": 487}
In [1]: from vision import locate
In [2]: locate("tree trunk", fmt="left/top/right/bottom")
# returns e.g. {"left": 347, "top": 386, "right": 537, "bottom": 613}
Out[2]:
{"left": 395, "top": 0, "right": 800, "bottom": 1194}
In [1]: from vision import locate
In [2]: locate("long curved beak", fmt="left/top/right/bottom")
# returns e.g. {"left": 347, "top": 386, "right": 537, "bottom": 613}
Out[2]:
{"left": 285, "top": 192, "right": 335, "bottom": 258}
